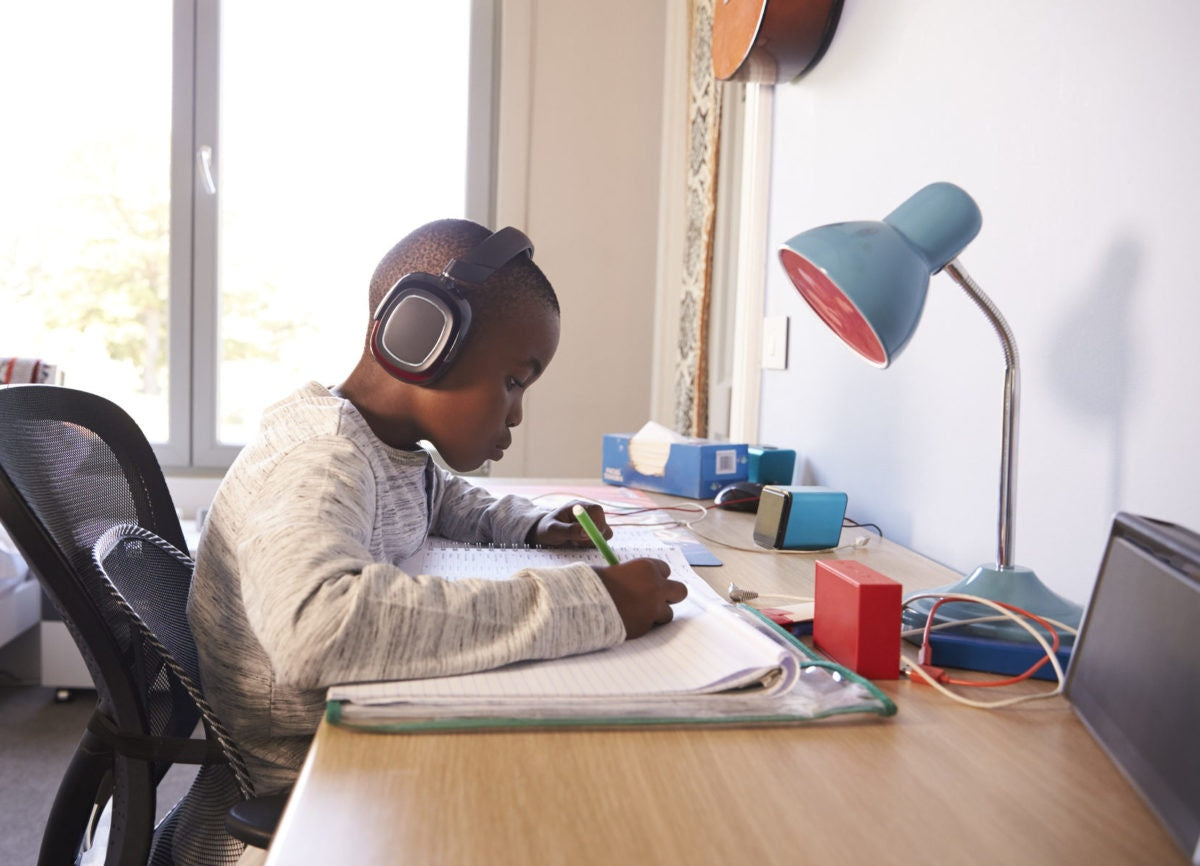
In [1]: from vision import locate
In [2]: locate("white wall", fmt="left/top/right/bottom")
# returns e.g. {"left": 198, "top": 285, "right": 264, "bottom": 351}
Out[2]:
{"left": 758, "top": 1, "right": 1200, "bottom": 604}
{"left": 495, "top": 0, "right": 669, "bottom": 479}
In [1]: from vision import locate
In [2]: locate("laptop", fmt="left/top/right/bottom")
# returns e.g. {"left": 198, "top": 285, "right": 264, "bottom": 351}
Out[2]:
{"left": 1064, "top": 512, "right": 1200, "bottom": 864}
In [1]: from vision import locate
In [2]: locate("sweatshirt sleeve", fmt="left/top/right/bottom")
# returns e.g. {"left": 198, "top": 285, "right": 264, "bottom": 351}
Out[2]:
{"left": 237, "top": 438, "right": 625, "bottom": 690}
{"left": 430, "top": 467, "right": 546, "bottom": 545}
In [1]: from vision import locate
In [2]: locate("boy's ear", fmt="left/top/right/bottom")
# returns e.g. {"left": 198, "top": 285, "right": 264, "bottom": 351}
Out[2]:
{"left": 369, "top": 226, "right": 534, "bottom": 387}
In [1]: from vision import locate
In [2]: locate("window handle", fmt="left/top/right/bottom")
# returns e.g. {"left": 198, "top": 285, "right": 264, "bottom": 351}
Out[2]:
{"left": 196, "top": 145, "right": 217, "bottom": 195}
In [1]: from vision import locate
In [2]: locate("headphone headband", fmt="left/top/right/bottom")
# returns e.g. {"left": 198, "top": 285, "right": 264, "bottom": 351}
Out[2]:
{"left": 443, "top": 226, "right": 534, "bottom": 285}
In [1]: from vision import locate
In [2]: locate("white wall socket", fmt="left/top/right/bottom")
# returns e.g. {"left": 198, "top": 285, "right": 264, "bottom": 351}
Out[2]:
{"left": 762, "top": 315, "right": 789, "bottom": 370}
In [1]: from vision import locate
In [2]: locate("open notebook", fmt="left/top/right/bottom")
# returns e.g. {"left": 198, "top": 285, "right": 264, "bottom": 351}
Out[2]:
{"left": 326, "top": 530, "right": 894, "bottom": 731}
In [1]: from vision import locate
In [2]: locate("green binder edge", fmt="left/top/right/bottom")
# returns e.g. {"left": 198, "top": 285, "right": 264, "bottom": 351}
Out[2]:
{"left": 735, "top": 603, "right": 896, "bottom": 712}
{"left": 324, "top": 603, "right": 897, "bottom": 734}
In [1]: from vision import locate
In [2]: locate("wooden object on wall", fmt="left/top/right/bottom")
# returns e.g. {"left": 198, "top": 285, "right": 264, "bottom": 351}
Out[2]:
{"left": 712, "top": 0, "right": 843, "bottom": 83}
{"left": 675, "top": 0, "right": 722, "bottom": 437}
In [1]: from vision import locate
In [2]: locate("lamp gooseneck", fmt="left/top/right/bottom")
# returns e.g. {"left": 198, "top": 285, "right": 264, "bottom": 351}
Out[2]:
{"left": 943, "top": 259, "right": 1018, "bottom": 570}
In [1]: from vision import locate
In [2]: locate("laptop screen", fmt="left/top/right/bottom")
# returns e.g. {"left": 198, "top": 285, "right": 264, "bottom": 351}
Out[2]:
{"left": 1064, "top": 513, "right": 1200, "bottom": 863}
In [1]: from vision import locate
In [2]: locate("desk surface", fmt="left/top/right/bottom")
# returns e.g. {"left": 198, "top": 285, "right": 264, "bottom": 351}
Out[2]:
{"left": 265, "top": 484, "right": 1184, "bottom": 865}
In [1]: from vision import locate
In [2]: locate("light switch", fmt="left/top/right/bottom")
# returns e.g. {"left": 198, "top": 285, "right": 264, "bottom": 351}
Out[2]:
{"left": 762, "top": 316, "right": 789, "bottom": 370}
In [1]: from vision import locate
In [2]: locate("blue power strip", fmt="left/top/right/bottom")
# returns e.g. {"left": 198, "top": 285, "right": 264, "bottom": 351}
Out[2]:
{"left": 925, "top": 631, "right": 1073, "bottom": 681}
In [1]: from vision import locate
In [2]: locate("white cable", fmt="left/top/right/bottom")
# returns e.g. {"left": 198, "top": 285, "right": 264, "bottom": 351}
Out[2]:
{"left": 541, "top": 492, "right": 872, "bottom": 555}
{"left": 528, "top": 490, "right": 693, "bottom": 515}
{"left": 903, "top": 656, "right": 1063, "bottom": 709}
{"left": 901, "top": 592, "right": 1066, "bottom": 708}
{"left": 532, "top": 492, "right": 710, "bottom": 528}
{"left": 900, "top": 612, "right": 1078, "bottom": 640}
{"left": 682, "top": 518, "right": 872, "bottom": 555}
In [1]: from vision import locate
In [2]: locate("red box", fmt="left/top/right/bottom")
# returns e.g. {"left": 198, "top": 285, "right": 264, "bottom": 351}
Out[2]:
{"left": 813, "top": 560, "right": 901, "bottom": 679}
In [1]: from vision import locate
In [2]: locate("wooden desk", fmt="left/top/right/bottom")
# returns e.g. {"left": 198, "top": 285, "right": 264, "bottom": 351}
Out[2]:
{"left": 265, "top": 488, "right": 1184, "bottom": 865}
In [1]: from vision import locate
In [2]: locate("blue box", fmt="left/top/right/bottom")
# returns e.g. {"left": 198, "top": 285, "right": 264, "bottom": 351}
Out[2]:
{"left": 923, "top": 631, "right": 1073, "bottom": 682}
{"left": 748, "top": 446, "right": 796, "bottom": 485}
{"left": 602, "top": 433, "right": 748, "bottom": 499}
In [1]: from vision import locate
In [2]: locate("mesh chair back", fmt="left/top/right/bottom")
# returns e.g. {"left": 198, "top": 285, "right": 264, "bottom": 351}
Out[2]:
{"left": 0, "top": 384, "right": 247, "bottom": 865}
{"left": 92, "top": 523, "right": 252, "bottom": 796}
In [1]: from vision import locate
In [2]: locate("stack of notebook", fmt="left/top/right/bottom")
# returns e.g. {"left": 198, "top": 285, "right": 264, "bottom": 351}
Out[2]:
{"left": 326, "top": 529, "right": 895, "bottom": 732}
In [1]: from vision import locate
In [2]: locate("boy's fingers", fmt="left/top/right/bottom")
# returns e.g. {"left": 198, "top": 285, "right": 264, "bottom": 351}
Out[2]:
{"left": 588, "top": 506, "right": 613, "bottom": 537}
{"left": 638, "top": 557, "right": 671, "bottom": 578}
{"left": 574, "top": 502, "right": 612, "bottom": 537}
{"left": 663, "top": 577, "right": 688, "bottom": 604}
{"left": 560, "top": 502, "right": 612, "bottom": 542}
{"left": 635, "top": 558, "right": 686, "bottom": 605}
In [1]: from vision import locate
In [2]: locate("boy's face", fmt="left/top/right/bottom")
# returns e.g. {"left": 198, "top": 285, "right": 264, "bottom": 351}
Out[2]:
{"left": 413, "top": 302, "right": 559, "bottom": 472}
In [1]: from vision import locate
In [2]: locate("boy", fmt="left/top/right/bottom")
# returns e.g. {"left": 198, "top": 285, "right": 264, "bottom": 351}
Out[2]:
{"left": 189, "top": 219, "right": 687, "bottom": 800}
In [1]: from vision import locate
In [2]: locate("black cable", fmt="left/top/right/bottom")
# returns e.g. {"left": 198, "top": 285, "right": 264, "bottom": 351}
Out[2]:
{"left": 843, "top": 517, "right": 883, "bottom": 538}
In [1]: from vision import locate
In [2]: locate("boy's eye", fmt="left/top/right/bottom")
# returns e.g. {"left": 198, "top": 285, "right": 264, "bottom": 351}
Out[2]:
{"left": 506, "top": 376, "right": 523, "bottom": 391}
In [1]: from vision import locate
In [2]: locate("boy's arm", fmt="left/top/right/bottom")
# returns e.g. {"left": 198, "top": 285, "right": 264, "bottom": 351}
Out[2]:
{"left": 237, "top": 440, "right": 625, "bottom": 690}
{"left": 431, "top": 470, "right": 615, "bottom": 548}
{"left": 430, "top": 468, "right": 545, "bottom": 545}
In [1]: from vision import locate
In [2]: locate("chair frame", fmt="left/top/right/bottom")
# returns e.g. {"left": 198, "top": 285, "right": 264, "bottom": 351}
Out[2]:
{"left": 0, "top": 384, "right": 249, "bottom": 864}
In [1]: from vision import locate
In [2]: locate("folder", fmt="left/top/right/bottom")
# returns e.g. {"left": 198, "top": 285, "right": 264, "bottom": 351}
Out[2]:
{"left": 325, "top": 531, "right": 895, "bottom": 733}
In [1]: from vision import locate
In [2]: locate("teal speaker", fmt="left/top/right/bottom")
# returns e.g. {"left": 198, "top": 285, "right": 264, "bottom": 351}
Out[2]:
{"left": 748, "top": 446, "right": 796, "bottom": 485}
{"left": 753, "top": 486, "right": 847, "bottom": 551}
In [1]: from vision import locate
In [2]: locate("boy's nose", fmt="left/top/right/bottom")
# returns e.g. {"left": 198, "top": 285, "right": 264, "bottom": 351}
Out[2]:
{"left": 506, "top": 399, "right": 523, "bottom": 428}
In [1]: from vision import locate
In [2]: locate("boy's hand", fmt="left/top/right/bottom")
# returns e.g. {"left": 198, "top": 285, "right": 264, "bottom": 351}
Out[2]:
{"left": 593, "top": 558, "right": 688, "bottom": 639}
{"left": 527, "top": 502, "right": 688, "bottom": 637}
{"left": 529, "top": 501, "right": 611, "bottom": 547}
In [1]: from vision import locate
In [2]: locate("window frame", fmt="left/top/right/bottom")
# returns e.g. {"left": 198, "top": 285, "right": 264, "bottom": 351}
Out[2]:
{"left": 161, "top": 0, "right": 497, "bottom": 472}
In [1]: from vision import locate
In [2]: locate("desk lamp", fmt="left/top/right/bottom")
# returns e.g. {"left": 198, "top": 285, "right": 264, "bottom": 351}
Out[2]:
{"left": 778, "top": 181, "right": 1083, "bottom": 643}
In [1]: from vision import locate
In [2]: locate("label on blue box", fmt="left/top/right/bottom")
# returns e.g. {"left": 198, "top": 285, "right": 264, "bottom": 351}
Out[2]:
{"left": 602, "top": 433, "right": 748, "bottom": 499}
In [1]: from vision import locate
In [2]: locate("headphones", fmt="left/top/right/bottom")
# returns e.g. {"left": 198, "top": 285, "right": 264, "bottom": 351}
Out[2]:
{"left": 370, "top": 226, "right": 534, "bottom": 385}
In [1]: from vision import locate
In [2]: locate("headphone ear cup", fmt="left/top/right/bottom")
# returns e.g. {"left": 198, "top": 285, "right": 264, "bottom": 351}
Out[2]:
{"left": 371, "top": 278, "right": 472, "bottom": 385}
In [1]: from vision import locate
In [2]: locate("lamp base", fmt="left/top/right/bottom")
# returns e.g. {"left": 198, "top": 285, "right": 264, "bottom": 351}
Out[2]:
{"left": 901, "top": 564, "right": 1083, "bottom": 647}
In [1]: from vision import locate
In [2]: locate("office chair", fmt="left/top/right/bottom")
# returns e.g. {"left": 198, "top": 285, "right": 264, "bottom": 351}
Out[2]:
{"left": 0, "top": 384, "right": 281, "bottom": 865}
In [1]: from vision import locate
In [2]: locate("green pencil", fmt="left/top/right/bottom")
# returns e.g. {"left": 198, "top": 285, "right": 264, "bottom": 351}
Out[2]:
{"left": 572, "top": 504, "right": 619, "bottom": 565}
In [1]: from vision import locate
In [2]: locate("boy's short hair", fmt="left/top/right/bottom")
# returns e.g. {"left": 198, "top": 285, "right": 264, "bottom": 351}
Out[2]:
{"left": 367, "top": 219, "right": 559, "bottom": 344}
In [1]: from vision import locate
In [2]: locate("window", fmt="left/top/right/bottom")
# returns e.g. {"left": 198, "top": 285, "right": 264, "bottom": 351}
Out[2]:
{"left": 1, "top": 0, "right": 494, "bottom": 470}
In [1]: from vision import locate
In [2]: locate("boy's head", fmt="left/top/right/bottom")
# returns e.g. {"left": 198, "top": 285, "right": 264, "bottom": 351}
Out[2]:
{"left": 343, "top": 219, "right": 561, "bottom": 472}
{"left": 367, "top": 220, "right": 559, "bottom": 337}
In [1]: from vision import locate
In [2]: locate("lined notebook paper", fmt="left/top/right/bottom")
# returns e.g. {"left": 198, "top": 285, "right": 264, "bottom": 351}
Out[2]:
{"left": 328, "top": 532, "right": 798, "bottom": 706}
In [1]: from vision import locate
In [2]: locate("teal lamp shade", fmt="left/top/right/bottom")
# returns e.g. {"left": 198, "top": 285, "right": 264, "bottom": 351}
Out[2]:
{"left": 779, "top": 182, "right": 983, "bottom": 367}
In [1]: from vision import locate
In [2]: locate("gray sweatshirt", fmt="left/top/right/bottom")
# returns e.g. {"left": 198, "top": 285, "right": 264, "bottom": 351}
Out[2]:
{"left": 188, "top": 382, "right": 625, "bottom": 793}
